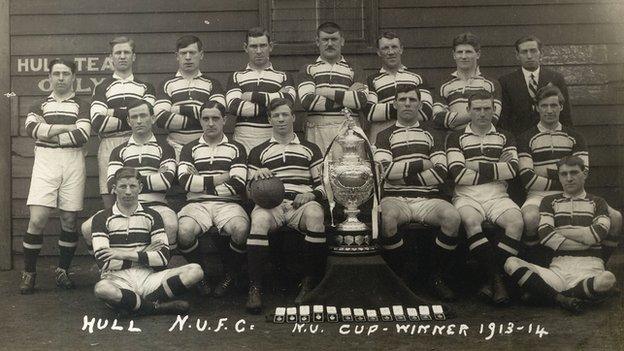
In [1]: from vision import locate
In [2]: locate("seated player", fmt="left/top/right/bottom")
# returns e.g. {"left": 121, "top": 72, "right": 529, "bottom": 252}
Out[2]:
{"left": 245, "top": 98, "right": 327, "bottom": 314}
{"left": 505, "top": 156, "right": 616, "bottom": 314}
{"left": 518, "top": 84, "right": 622, "bottom": 258}
{"left": 446, "top": 90, "right": 524, "bottom": 305}
{"left": 93, "top": 167, "right": 203, "bottom": 315}
{"left": 81, "top": 100, "right": 179, "bottom": 253}
{"left": 374, "top": 84, "right": 460, "bottom": 301}
{"left": 177, "top": 101, "right": 249, "bottom": 297}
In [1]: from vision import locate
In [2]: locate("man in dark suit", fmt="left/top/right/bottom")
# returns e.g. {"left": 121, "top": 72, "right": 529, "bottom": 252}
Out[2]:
{"left": 499, "top": 36, "right": 572, "bottom": 137}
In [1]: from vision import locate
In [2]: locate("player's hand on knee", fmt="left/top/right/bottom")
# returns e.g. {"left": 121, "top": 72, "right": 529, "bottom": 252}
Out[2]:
{"left": 187, "top": 165, "right": 199, "bottom": 175}
{"left": 253, "top": 168, "right": 274, "bottom": 180}
{"left": 293, "top": 193, "right": 314, "bottom": 208}
{"left": 349, "top": 82, "right": 367, "bottom": 91}
{"left": 95, "top": 248, "right": 114, "bottom": 262}
{"left": 144, "top": 241, "right": 166, "bottom": 252}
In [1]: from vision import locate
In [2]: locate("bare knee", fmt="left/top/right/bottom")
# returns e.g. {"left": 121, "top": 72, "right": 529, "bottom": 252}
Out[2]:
{"left": 28, "top": 213, "right": 49, "bottom": 234}
{"left": 180, "top": 263, "right": 204, "bottom": 284}
{"left": 504, "top": 256, "right": 525, "bottom": 275}
{"left": 439, "top": 207, "right": 461, "bottom": 235}
{"left": 94, "top": 280, "right": 120, "bottom": 301}
{"left": 59, "top": 211, "right": 77, "bottom": 231}
{"left": 608, "top": 207, "right": 622, "bottom": 235}
{"left": 177, "top": 218, "right": 200, "bottom": 247}
{"left": 302, "top": 205, "right": 324, "bottom": 227}
{"left": 522, "top": 206, "right": 540, "bottom": 233}
{"left": 501, "top": 214, "right": 524, "bottom": 240}
{"left": 594, "top": 271, "right": 616, "bottom": 292}
{"left": 251, "top": 210, "right": 274, "bottom": 234}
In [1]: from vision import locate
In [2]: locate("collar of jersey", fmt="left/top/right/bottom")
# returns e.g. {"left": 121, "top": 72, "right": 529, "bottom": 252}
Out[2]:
{"left": 451, "top": 67, "right": 482, "bottom": 78}
{"left": 127, "top": 134, "right": 158, "bottom": 145}
{"left": 245, "top": 63, "right": 274, "bottom": 71}
{"left": 112, "top": 202, "right": 144, "bottom": 217}
{"left": 465, "top": 123, "right": 496, "bottom": 135}
{"left": 380, "top": 65, "right": 407, "bottom": 74}
{"left": 537, "top": 122, "right": 562, "bottom": 133}
{"left": 315, "top": 56, "right": 347, "bottom": 65}
{"left": 395, "top": 120, "right": 420, "bottom": 128}
{"left": 112, "top": 73, "right": 135, "bottom": 82}
{"left": 269, "top": 133, "right": 300, "bottom": 145}
{"left": 562, "top": 190, "right": 587, "bottom": 200}
{"left": 175, "top": 71, "right": 203, "bottom": 78}
{"left": 48, "top": 91, "right": 76, "bottom": 101}
{"left": 199, "top": 134, "right": 228, "bottom": 145}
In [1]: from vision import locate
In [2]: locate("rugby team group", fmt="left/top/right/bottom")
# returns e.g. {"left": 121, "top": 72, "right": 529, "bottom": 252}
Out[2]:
{"left": 19, "top": 21, "right": 621, "bottom": 316}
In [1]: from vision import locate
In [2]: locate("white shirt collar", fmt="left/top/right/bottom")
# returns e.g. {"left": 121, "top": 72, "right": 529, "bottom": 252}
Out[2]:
{"left": 48, "top": 91, "right": 75, "bottom": 101}
{"left": 395, "top": 120, "right": 420, "bottom": 128}
{"left": 380, "top": 65, "right": 407, "bottom": 74}
{"left": 465, "top": 123, "right": 496, "bottom": 135}
{"left": 112, "top": 73, "right": 135, "bottom": 82}
{"left": 537, "top": 121, "right": 562, "bottom": 133}
{"left": 269, "top": 134, "right": 300, "bottom": 144}
{"left": 563, "top": 190, "right": 587, "bottom": 200}
{"left": 199, "top": 134, "right": 228, "bottom": 145}
{"left": 522, "top": 66, "right": 541, "bottom": 83}
{"left": 127, "top": 134, "right": 157, "bottom": 145}
{"left": 451, "top": 67, "right": 482, "bottom": 78}
{"left": 112, "top": 202, "right": 144, "bottom": 217}
{"left": 175, "top": 71, "right": 203, "bottom": 78}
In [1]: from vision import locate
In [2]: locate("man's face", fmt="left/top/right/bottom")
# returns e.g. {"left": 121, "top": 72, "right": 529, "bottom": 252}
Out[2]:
{"left": 468, "top": 98, "right": 494, "bottom": 129}
{"left": 377, "top": 37, "right": 403, "bottom": 70}
{"left": 316, "top": 31, "right": 344, "bottom": 61}
{"left": 111, "top": 42, "right": 135, "bottom": 73}
{"left": 393, "top": 90, "right": 422, "bottom": 124}
{"left": 244, "top": 35, "right": 272, "bottom": 68}
{"left": 127, "top": 104, "right": 154, "bottom": 135}
{"left": 49, "top": 63, "right": 75, "bottom": 95}
{"left": 113, "top": 176, "right": 142, "bottom": 207}
{"left": 199, "top": 107, "right": 225, "bottom": 139}
{"left": 558, "top": 164, "right": 587, "bottom": 195}
{"left": 269, "top": 104, "right": 295, "bottom": 136}
{"left": 453, "top": 44, "right": 480, "bottom": 71}
{"left": 536, "top": 95, "right": 563, "bottom": 126}
{"left": 176, "top": 42, "right": 203, "bottom": 74}
{"left": 516, "top": 40, "right": 541, "bottom": 71}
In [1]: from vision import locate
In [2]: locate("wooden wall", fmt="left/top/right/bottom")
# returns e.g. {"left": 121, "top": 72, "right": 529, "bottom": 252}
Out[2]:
{"left": 8, "top": 0, "right": 624, "bottom": 257}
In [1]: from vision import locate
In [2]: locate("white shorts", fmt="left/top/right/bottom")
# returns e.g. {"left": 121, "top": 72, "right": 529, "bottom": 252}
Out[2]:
{"left": 381, "top": 197, "right": 450, "bottom": 225}
{"left": 522, "top": 256, "right": 605, "bottom": 292}
{"left": 522, "top": 190, "right": 560, "bottom": 209}
{"left": 178, "top": 201, "right": 249, "bottom": 233}
{"left": 453, "top": 195, "right": 520, "bottom": 223}
{"left": 27, "top": 147, "right": 86, "bottom": 212}
{"left": 306, "top": 116, "right": 361, "bottom": 154}
{"left": 233, "top": 125, "right": 273, "bottom": 154}
{"left": 101, "top": 266, "right": 169, "bottom": 298}
{"left": 251, "top": 199, "right": 323, "bottom": 233}
{"left": 98, "top": 135, "right": 130, "bottom": 194}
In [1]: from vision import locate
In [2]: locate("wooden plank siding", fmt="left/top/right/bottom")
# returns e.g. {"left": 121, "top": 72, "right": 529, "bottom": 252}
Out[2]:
{"left": 9, "top": 0, "right": 623, "bottom": 257}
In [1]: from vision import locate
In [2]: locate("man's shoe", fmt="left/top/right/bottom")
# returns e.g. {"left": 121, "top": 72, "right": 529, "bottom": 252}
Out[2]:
{"left": 19, "top": 271, "right": 36, "bottom": 295}
{"left": 153, "top": 300, "right": 190, "bottom": 315}
{"left": 55, "top": 268, "right": 75, "bottom": 290}
{"left": 212, "top": 274, "right": 234, "bottom": 298}
{"left": 294, "top": 276, "right": 315, "bottom": 306}
{"left": 430, "top": 276, "right": 457, "bottom": 302}
{"left": 555, "top": 294, "right": 584, "bottom": 314}
{"left": 196, "top": 279, "right": 212, "bottom": 296}
{"left": 491, "top": 275, "right": 510, "bottom": 305}
{"left": 246, "top": 286, "right": 262, "bottom": 314}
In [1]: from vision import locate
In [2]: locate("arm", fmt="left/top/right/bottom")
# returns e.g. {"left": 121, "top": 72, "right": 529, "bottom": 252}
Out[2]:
{"left": 142, "top": 144, "right": 177, "bottom": 192}
{"left": 491, "top": 79, "right": 502, "bottom": 125}
{"left": 250, "top": 72, "right": 297, "bottom": 107}
{"left": 432, "top": 84, "right": 458, "bottom": 130}
{"left": 90, "top": 82, "right": 127, "bottom": 134}
{"left": 383, "top": 130, "right": 446, "bottom": 186}
{"left": 498, "top": 76, "right": 511, "bottom": 131}
{"left": 210, "top": 144, "right": 247, "bottom": 196}
{"left": 308, "top": 144, "right": 326, "bottom": 202}
{"left": 57, "top": 99, "right": 92, "bottom": 147}
{"left": 153, "top": 79, "right": 191, "bottom": 131}
{"left": 92, "top": 212, "right": 134, "bottom": 271}
{"left": 446, "top": 132, "right": 481, "bottom": 185}
{"left": 297, "top": 65, "right": 335, "bottom": 112}
{"left": 555, "top": 198, "right": 611, "bottom": 245}
{"left": 177, "top": 144, "right": 230, "bottom": 193}
{"left": 106, "top": 145, "right": 124, "bottom": 193}
{"left": 225, "top": 72, "right": 264, "bottom": 118}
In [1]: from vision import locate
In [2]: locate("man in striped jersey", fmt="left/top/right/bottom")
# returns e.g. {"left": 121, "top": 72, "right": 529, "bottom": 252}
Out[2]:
{"left": 91, "top": 36, "right": 156, "bottom": 209}
{"left": 365, "top": 32, "right": 433, "bottom": 143}
{"left": 518, "top": 84, "right": 621, "bottom": 259}
{"left": 245, "top": 98, "right": 326, "bottom": 314}
{"left": 177, "top": 101, "right": 249, "bottom": 297}
{"left": 154, "top": 35, "right": 226, "bottom": 159}
{"left": 505, "top": 156, "right": 616, "bottom": 314}
{"left": 374, "top": 84, "right": 460, "bottom": 301}
{"left": 446, "top": 90, "right": 524, "bottom": 305}
{"left": 20, "top": 58, "right": 91, "bottom": 294}
{"left": 433, "top": 33, "right": 502, "bottom": 131}
{"left": 298, "top": 21, "right": 368, "bottom": 154}
{"left": 93, "top": 167, "right": 203, "bottom": 315}
{"left": 226, "top": 27, "right": 297, "bottom": 153}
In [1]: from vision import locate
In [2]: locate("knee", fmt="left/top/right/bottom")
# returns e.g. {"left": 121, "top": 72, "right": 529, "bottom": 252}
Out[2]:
{"left": 81, "top": 220, "right": 92, "bottom": 242}
{"left": 225, "top": 218, "right": 250, "bottom": 237}
{"left": 503, "top": 216, "right": 524, "bottom": 239}
{"left": 28, "top": 214, "right": 48, "bottom": 233}
{"left": 595, "top": 271, "right": 616, "bottom": 292}
{"left": 608, "top": 209, "right": 622, "bottom": 234}
{"left": 184, "top": 263, "right": 205, "bottom": 283}
{"left": 522, "top": 207, "right": 540, "bottom": 231}
{"left": 251, "top": 211, "right": 274, "bottom": 233}
{"left": 59, "top": 212, "right": 77, "bottom": 231}
{"left": 94, "top": 281, "right": 118, "bottom": 300}
{"left": 462, "top": 215, "right": 483, "bottom": 231}
{"left": 503, "top": 256, "right": 523, "bottom": 275}
{"left": 177, "top": 219, "right": 199, "bottom": 243}
{"left": 440, "top": 207, "right": 461, "bottom": 234}
{"left": 303, "top": 205, "right": 324, "bottom": 224}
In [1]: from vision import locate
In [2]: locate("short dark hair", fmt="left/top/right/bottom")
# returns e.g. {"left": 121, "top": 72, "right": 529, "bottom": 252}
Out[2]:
{"left": 557, "top": 155, "right": 586, "bottom": 171}
{"left": 317, "top": 22, "right": 341, "bottom": 36}
{"left": 536, "top": 83, "right": 565, "bottom": 105}
{"left": 467, "top": 90, "right": 494, "bottom": 108}
{"left": 114, "top": 167, "right": 141, "bottom": 183}
{"left": 127, "top": 99, "right": 154, "bottom": 116}
{"left": 176, "top": 35, "right": 203, "bottom": 52}
{"left": 48, "top": 58, "right": 77, "bottom": 75}
{"left": 377, "top": 31, "right": 401, "bottom": 48}
{"left": 395, "top": 84, "right": 421, "bottom": 101}
{"left": 246, "top": 27, "right": 271, "bottom": 44}
{"left": 452, "top": 32, "right": 480, "bottom": 51}
{"left": 109, "top": 36, "right": 135, "bottom": 53}
{"left": 514, "top": 35, "right": 543, "bottom": 52}
{"left": 268, "top": 98, "right": 293, "bottom": 114}
{"left": 200, "top": 101, "right": 226, "bottom": 117}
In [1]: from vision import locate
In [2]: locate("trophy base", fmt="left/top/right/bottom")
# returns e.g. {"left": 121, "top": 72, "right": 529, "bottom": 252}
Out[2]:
{"left": 329, "top": 228, "right": 380, "bottom": 255}
{"left": 336, "top": 221, "right": 369, "bottom": 232}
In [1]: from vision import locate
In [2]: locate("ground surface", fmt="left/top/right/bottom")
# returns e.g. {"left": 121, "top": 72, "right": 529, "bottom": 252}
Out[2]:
{"left": 1, "top": 254, "right": 623, "bottom": 351}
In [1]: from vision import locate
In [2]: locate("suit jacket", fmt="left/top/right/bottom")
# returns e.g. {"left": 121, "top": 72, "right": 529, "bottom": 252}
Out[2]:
{"left": 498, "top": 67, "right": 572, "bottom": 137}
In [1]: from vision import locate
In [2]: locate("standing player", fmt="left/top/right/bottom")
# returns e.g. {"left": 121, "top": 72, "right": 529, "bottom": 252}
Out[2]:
{"left": 245, "top": 98, "right": 326, "bottom": 314}
{"left": 154, "top": 35, "right": 226, "bottom": 159}
{"left": 433, "top": 33, "right": 502, "bottom": 131}
{"left": 226, "top": 27, "right": 296, "bottom": 152}
{"left": 93, "top": 167, "right": 204, "bottom": 315}
{"left": 297, "top": 22, "right": 368, "bottom": 153}
{"left": 446, "top": 90, "right": 524, "bottom": 304}
{"left": 21, "top": 58, "right": 91, "bottom": 294}
{"left": 505, "top": 156, "right": 616, "bottom": 314}
{"left": 91, "top": 36, "right": 156, "bottom": 209}
{"left": 374, "top": 84, "right": 461, "bottom": 301}
{"left": 366, "top": 31, "right": 433, "bottom": 143}
{"left": 177, "top": 101, "right": 249, "bottom": 297}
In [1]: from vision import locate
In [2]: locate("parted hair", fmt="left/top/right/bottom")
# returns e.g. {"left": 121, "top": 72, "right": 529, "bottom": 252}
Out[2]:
{"left": 317, "top": 22, "right": 341, "bottom": 36}
{"left": 467, "top": 89, "right": 494, "bottom": 107}
{"left": 452, "top": 32, "right": 480, "bottom": 51}
{"left": 114, "top": 167, "right": 141, "bottom": 183}
{"left": 536, "top": 83, "right": 565, "bottom": 105}
{"left": 557, "top": 155, "right": 586, "bottom": 171}
{"left": 176, "top": 35, "right": 203, "bottom": 52}
{"left": 377, "top": 31, "right": 401, "bottom": 48}
{"left": 47, "top": 58, "right": 77, "bottom": 74}
{"left": 514, "top": 35, "right": 543, "bottom": 52}
{"left": 109, "top": 36, "right": 135, "bottom": 52}
{"left": 200, "top": 100, "right": 226, "bottom": 117}
{"left": 246, "top": 27, "right": 271, "bottom": 44}
{"left": 127, "top": 99, "right": 154, "bottom": 116}
{"left": 268, "top": 97, "right": 293, "bottom": 113}
{"left": 395, "top": 84, "right": 421, "bottom": 101}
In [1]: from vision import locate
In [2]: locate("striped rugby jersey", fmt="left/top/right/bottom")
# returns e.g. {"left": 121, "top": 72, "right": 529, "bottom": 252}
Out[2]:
{"left": 539, "top": 191, "right": 610, "bottom": 258}
{"left": 517, "top": 122, "right": 588, "bottom": 192}
{"left": 90, "top": 74, "right": 156, "bottom": 138}
{"left": 92, "top": 203, "right": 169, "bottom": 273}
{"left": 178, "top": 135, "right": 247, "bottom": 202}
{"left": 433, "top": 68, "right": 502, "bottom": 130}
{"left": 374, "top": 121, "right": 447, "bottom": 198}
{"left": 447, "top": 124, "right": 518, "bottom": 199}
{"left": 25, "top": 92, "right": 91, "bottom": 148}
{"left": 365, "top": 66, "right": 433, "bottom": 122}
{"left": 154, "top": 71, "right": 226, "bottom": 146}
{"left": 226, "top": 64, "right": 296, "bottom": 130}
{"left": 248, "top": 134, "right": 325, "bottom": 202}
{"left": 297, "top": 56, "right": 367, "bottom": 119}
{"left": 107, "top": 135, "right": 177, "bottom": 205}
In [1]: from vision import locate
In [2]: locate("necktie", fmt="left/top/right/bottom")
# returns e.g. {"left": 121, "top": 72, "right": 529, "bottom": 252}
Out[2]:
{"left": 528, "top": 73, "right": 538, "bottom": 100}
